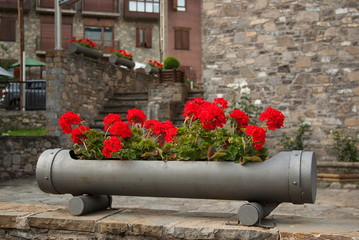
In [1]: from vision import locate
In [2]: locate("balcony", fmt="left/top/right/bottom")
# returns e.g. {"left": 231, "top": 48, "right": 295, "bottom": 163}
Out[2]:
{"left": 36, "top": 0, "right": 76, "bottom": 14}
{"left": 36, "top": 36, "right": 120, "bottom": 54}
{"left": 123, "top": 0, "right": 159, "bottom": 20}
{"left": 0, "top": 0, "right": 31, "bottom": 11}
{"left": 82, "top": 0, "right": 120, "bottom": 18}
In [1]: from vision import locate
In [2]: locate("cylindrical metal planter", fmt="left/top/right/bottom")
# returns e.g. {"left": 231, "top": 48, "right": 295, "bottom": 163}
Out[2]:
{"left": 109, "top": 54, "right": 135, "bottom": 69}
{"left": 36, "top": 149, "right": 316, "bottom": 205}
{"left": 68, "top": 43, "right": 103, "bottom": 59}
{"left": 144, "top": 64, "right": 159, "bottom": 74}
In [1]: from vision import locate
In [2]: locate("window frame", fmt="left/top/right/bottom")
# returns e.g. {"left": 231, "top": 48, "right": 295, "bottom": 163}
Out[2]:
{"left": 173, "top": 0, "right": 186, "bottom": 11}
{"left": 136, "top": 26, "right": 152, "bottom": 48}
{"left": 123, "top": 0, "right": 159, "bottom": 20}
{"left": 174, "top": 27, "right": 190, "bottom": 50}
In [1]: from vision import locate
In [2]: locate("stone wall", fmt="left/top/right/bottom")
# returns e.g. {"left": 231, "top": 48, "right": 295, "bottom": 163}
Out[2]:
{"left": 202, "top": 0, "right": 359, "bottom": 161}
{"left": 0, "top": 136, "right": 59, "bottom": 181}
{"left": 45, "top": 50, "right": 155, "bottom": 147}
{"left": 0, "top": 110, "right": 46, "bottom": 132}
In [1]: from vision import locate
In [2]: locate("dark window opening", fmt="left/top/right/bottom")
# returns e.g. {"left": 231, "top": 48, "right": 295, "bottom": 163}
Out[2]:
{"left": 136, "top": 26, "right": 152, "bottom": 48}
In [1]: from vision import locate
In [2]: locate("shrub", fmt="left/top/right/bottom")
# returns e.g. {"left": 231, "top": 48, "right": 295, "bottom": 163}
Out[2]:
{"left": 331, "top": 130, "right": 358, "bottom": 162}
{"left": 163, "top": 57, "right": 180, "bottom": 69}
{"left": 280, "top": 117, "right": 311, "bottom": 150}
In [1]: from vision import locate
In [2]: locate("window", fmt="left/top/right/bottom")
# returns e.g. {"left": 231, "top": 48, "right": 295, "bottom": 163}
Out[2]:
{"left": 173, "top": 0, "right": 186, "bottom": 11}
{"left": 136, "top": 26, "right": 152, "bottom": 48}
{"left": 175, "top": 28, "right": 189, "bottom": 50}
{"left": 129, "top": 0, "right": 159, "bottom": 13}
{"left": 84, "top": 26, "right": 113, "bottom": 48}
{"left": 39, "top": 15, "right": 73, "bottom": 51}
{"left": 0, "top": 17, "right": 16, "bottom": 42}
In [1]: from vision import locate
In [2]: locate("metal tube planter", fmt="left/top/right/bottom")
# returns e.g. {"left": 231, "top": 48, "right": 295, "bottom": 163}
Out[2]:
{"left": 36, "top": 149, "right": 317, "bottom": 226}
{"left": 109, "top": 55, "right": 135, "bottom": 69}
{"left": 68, "top": 43, "right": 103, "bottom": 59}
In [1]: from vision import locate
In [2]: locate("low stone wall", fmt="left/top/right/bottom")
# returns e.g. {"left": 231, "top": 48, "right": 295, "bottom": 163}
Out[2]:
{"left": 0, "top": 110, "right": 46, "bottom": 132}
{"left": 0, "top": 136, "right": 59, "bottom": 181}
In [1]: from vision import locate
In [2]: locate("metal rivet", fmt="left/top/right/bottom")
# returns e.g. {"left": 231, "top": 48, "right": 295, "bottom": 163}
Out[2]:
{"left": 45, "top": 176, "right": 49, "bottom": 180}
{"left": 293, "top": 181, "right": 297, "bottom": 185}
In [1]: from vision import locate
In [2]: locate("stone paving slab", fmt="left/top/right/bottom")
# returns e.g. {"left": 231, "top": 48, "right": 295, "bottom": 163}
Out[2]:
{"left": 0, "top": 178, "right": 358, "bottom": 239}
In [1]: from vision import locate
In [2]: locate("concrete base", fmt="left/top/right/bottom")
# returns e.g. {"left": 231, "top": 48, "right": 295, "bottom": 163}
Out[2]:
{"left": 0, "top": 202, "right": 358, "bottom": 240}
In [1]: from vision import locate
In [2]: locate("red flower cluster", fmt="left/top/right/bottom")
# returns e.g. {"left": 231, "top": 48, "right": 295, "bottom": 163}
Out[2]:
{"left": 183, "top": 98, "right": 227, "bottom": 130}
{"left": 144, "top": 120, "right": 178, "bottom": 143}
{"left": 127, "top": 109, "right": 147, "bottom": 126}
{"left": 70, "top": 36, "right": 97, "bottom": 49}
{"left": 109, "top": 121, "right": 132, "bottom": 139}
{"left": 110, "top": 49, "right": 133, "bottom": 60}
{"left": 59, "top": 111, "right": 82, "bottom": 134}
{"left": 71, "top": 126, "right": 91, "bottom": 145}
{"left": 259, "top": 108, "right": 285, "bottom": 131}
{"left": 245, "top": 125, "right": 266, "bottom": 150}
{"left": 147, "top": 59, "right": 163, "bottom": 69}
{"left": 104, "top": 113, "right": 122, "bottom": 131}
{"left": 102, "top": 136, "right": 123, "bottom": 158}
{"left": 229, "top": 109, "right": 249, "bottom": 129}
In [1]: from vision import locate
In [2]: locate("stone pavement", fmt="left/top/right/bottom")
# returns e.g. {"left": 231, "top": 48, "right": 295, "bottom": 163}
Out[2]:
{"left": 0, "top": 177, "right": 358, "bottom": 239}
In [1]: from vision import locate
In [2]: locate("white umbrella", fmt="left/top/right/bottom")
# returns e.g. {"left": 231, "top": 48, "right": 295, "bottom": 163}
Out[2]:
{"left": 0, "top": 66, "right": 13, "bottom": 77}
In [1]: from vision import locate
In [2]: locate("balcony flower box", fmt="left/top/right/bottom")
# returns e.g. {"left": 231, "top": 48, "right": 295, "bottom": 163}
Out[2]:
{"left": 68, "top": 42, "right": 103, "bottom": 59}
{"left": 109, "top": 54, "right": 135, "bottom": 69}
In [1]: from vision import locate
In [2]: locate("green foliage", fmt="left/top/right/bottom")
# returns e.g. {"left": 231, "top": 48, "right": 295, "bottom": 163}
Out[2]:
{"left": 75, "top": 129, "right": 105, "bottom": 160}
{"left": 280, "top": 117, "right": 311, "bottom": 150}
{"left": 331, "top": 130, "right": 358, "bottom": 162}
{"left": 1, "top": 127, "right": 46, "bottom": 136}
{"left": 163, "top": 56, "right": 180, "bottom": 69}
{"left": 236, "top": 96, "right": 264, "bottom": 125}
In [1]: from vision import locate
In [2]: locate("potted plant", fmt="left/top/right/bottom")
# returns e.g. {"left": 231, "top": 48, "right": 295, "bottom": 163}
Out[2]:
{"left": 159, "top": 56, "right": 184, "bottom": 82}
{"left": 68, "top": 36, "right": 103, "bottom": 59}
{"left": 145, "top": 59, "right": 163, "bottom": 74}
{"left": 109, "top": 49, "right": 135, "bottom": 69}
{"left": 36, "top": 97, "right": 317, "bottom": 224}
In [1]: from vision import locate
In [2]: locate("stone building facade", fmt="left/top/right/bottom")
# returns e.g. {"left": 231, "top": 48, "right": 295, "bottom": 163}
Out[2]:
{"left": 202, "top": 0, "right": 359, "bottom": 160}
{"left": 0, "top": 0, "right": 160, "bottom": 64}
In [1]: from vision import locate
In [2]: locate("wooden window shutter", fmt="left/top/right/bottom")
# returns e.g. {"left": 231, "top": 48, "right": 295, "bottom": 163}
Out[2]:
{"left": 174, "top": 30, "right": 181, "bottom": 49}
{"left": 0, "top": 17, "right": 16, "bottom": 41}
{"left": 145, "top": 27, "right": 152, "bottom": 48}
{"left": 136, "top": 27, "right": 140, "bottom": 47}
{"left": 183, "top": 29, "right": 189, "bottom": 50}
{"left": 173, "top": 0, "right": 178, "bottom": 10}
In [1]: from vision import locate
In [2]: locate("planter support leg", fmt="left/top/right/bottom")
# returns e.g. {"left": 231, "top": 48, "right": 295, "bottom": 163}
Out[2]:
{"left": 238, "top": 202, "right": 278, "bottom": 228}
{"left": 68, "top": 195, "right": 112, "bottom": 216}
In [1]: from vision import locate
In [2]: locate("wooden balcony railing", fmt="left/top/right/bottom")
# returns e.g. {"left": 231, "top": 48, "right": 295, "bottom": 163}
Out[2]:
{"left": 0, "top": 0, "right": 31, "bottom": 10}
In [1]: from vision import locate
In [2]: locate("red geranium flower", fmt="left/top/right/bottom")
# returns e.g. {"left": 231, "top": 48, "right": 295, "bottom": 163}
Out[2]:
{"left": 104, "top": 113, "right": 122, "bottom": 131}
{"left": 182, "top": 97, "right": 206, "bottom": 120}
{"left": 59, "top": 111, "right": 82, "bottom": 134}
{"left": 144, "top": 120, "right": 178, "bottom": 143}
{"left": 109, "top": 121, "right": 132, "bottom": 139}
{"left": 102, "top": 136, "right": 123, "bottom": 158}
{"left": 229, "top": 109, "right": 249, "bottom": 129}
{"left": 197, "top": 102, "right": 226, "bottom": 130}
{"left": 214, "top": 98, "right": 229, "bottom": 110}
{"left": 127, "top": 109, "right": 147, "bottom": 126}
{"left": 71, "top": 126, "right": 90, "bottom": 145}
{"left": 259, "top": 108, "right": 285, "bottom": 130}
{"left": 245, "top": 125, "right": 266, "bottom": 150}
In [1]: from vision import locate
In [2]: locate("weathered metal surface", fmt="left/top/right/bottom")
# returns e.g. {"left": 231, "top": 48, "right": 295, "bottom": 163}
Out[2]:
{"left": 68, "top": 42, "right": 103, "bottom": 59}
{"left": 109, "top": 55, "right": 135, "bottom": 69}
{"left": 36, "top": 149, "right": 317, "bottom": 204}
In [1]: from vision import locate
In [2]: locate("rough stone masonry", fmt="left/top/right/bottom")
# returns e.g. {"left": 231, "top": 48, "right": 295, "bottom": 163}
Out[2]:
{"left": 202, "top": 0, "right": 359, "bottom": 161}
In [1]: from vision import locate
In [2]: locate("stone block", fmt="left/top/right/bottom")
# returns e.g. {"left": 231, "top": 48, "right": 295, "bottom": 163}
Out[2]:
{"left": 295, "top": 56, "right": 311, "bottom": 68}
{"left": 277, "top": 36, "right": 294, "bottom": 47}
{"left": 296, "top": 11, "right": 319, "bottom": 22}
{"left": 344, "top": 117, "right": 359, "bottom": 127}
{"left": 348, "top": 71, "right": 359, "bottom": 81}
{"left": 240, "top": 66, "right": 256, "bottom": 78}
{"left": 254, "top": 0, "right": 268, "bottom": 10}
